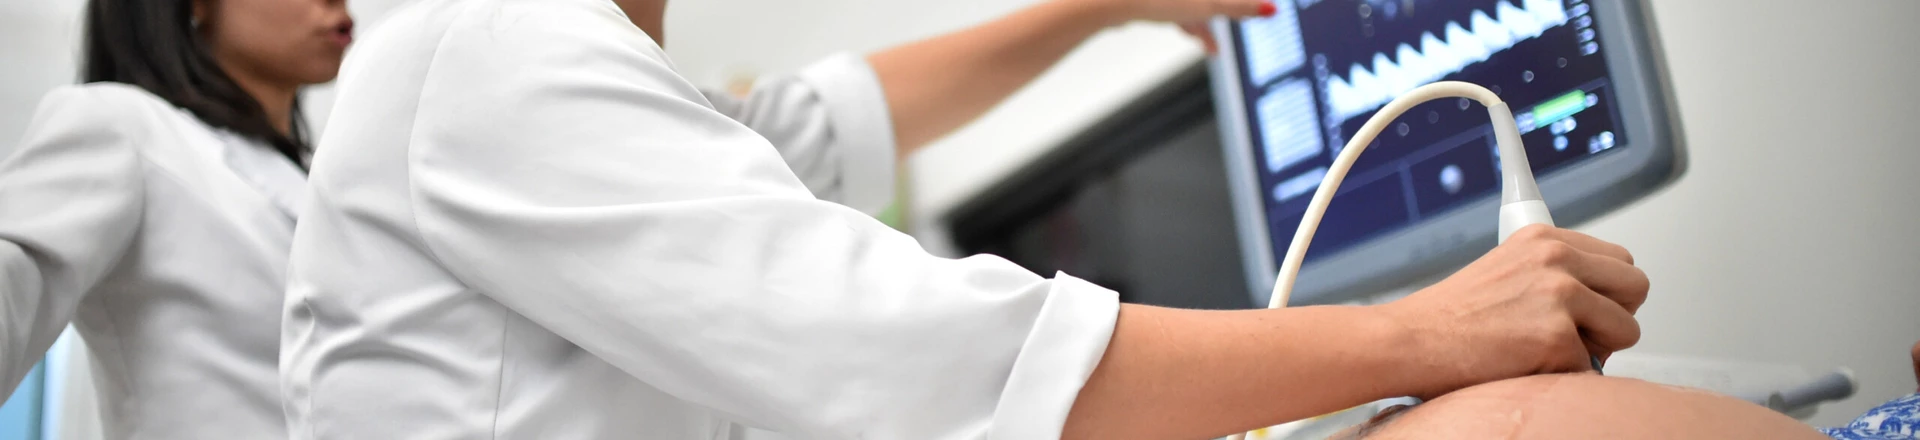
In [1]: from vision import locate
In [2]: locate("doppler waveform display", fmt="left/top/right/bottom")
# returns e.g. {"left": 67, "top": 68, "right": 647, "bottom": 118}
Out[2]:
{"left": 1324, "top": 0, "right": 1570, "bottom": 122}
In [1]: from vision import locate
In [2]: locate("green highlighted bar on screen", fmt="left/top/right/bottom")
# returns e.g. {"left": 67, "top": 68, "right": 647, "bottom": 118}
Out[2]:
{"left": 1528, "top": 90, "right": 1590, "bottom": 129}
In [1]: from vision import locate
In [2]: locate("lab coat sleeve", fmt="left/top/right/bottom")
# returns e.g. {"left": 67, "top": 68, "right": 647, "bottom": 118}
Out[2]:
{"left": 699, "top": 54, "right": 897, "bottom": 214}
{"left": 0, "top": 87, "right": 145, "bottom": 396}
{"left": 409, "top": 9, "right": 1117, "bottom": 439}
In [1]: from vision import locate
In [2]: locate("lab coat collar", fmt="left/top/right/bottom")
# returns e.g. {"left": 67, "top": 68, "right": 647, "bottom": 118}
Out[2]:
{"left": 212, "top": 129, "right": 308, "bottom": 223}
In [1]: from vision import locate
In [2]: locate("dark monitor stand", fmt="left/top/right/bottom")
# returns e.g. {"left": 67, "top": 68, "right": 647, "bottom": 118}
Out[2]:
{"left": 943, "top": 63, "right": 1252, "bottom": 310}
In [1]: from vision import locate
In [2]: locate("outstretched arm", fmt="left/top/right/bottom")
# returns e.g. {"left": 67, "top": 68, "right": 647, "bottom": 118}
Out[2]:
{"left": 1065, "top": 226, "right": 1652, "bottom": 439}
{"left": 869, "top": 0, "right": 1273, "bottom": 150}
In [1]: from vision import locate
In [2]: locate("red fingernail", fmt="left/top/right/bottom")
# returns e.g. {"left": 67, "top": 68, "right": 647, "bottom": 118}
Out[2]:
{"left": 1259, "top": 2, "right": 1278, "bottom": 17}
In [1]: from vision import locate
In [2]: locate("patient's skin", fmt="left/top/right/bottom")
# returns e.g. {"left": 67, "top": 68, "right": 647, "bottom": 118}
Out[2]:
{"left": 1335, "top": 374, "right": 1829, "bottom": 439}
{"left": 1910, "top": 340, "right": 1918, "bottom": 391}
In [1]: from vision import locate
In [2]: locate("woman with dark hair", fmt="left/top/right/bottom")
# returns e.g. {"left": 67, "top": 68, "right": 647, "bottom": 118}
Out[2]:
{"left": 0, "top": 0, "right": 351, "bottom": 437}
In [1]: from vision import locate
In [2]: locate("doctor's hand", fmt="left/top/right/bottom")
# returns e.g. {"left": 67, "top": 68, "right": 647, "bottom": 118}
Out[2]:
{"left": 1378, "top": 225, "right": 1650, "bottom": 400}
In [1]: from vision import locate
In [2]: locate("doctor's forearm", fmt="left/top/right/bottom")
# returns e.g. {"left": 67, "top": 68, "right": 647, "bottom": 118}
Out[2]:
{"left": 1062, "top": 304, "right": 1430, "bottom": 439}
{"left": 866, "top": 0, "right": 1124, "bottom": 152}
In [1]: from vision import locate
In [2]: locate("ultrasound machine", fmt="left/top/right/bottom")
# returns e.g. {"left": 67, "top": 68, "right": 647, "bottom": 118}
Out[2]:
{"left": 1205, "top": 0, "right": 1857, "bottom": 437}
{"left": 1209, "top": 0, "right": 1684, "bottom": 307}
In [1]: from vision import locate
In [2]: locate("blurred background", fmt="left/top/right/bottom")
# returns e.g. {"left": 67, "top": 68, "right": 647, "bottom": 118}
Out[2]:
{"left": 1, "top": 0, "right": 1916, "bottom": 437}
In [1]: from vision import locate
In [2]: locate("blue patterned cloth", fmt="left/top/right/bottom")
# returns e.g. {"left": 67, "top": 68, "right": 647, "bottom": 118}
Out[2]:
{"left": 1824, "top": 393, "right": 1920, "bottom": 440}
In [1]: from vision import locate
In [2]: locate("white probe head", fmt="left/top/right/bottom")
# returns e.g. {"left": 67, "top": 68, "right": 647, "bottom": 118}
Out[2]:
{"left": 1485, "top": 102, "right": 1555, "bottom": 242}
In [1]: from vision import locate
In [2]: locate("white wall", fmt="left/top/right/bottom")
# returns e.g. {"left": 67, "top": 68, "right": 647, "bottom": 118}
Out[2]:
{"left": 0, "top": 0, "right": 84, "bottom": 159}
{"left": 3, "top": 0, "right": 1915, "bottom": 431}
{"left": 1582, "top": 0, "right": 1920, "bottom": 424}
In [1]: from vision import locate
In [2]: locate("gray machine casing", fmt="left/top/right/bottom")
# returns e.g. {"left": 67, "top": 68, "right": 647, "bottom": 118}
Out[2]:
{"left": 1209, "top": 0, "right": 1689, "bottom": 306}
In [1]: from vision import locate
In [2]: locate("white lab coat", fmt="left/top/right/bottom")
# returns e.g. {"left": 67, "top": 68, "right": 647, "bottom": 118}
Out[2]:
{"left": 1, "top": 25, "right": 940, "bottom": 440}
{"left": 282, "top": 0, "right": 1122, "bottom": 438}
{"left": 0, "top": 84, "right": 307, "bottom": 439}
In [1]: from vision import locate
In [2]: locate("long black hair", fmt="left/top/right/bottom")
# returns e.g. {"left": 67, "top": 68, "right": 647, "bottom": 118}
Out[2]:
{"left": 82, "top": 0, "right": 310, "bottom": 170}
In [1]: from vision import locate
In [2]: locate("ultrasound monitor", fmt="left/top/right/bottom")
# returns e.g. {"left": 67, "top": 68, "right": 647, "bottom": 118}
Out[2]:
{"left": 1209, "top": 0, "right": 1685, "bottom": 306}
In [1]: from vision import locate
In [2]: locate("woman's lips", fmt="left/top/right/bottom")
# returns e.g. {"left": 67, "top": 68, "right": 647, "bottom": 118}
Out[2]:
{"left": 330, "top": 21, "right": 354, "bottom": 47}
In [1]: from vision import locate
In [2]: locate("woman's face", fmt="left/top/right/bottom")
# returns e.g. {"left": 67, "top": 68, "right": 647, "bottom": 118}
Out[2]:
{"left": 196, "top": 0, "right": 353, "bottom": 87}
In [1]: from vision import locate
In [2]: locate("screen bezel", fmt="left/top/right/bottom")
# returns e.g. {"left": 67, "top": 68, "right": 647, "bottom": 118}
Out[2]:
{"left": 1209, "top": 0, "right": 1688, "bottom": 306}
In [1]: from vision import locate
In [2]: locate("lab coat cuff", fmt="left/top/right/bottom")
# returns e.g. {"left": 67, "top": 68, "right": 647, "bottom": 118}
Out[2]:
{"left": 990, "top": 272, "right": 1120, "bottom": 439}
{"left": 795, "top": 53, "right": 898, "bottom": 215}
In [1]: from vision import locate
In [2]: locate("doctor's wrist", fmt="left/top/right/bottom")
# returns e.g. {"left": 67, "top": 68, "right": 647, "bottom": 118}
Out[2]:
{"left": 1365, "top": 303, "right": 1473, "bottom": 400}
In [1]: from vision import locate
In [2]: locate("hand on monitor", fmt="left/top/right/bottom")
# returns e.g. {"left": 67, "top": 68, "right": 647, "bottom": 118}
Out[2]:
{"left": 1377, "top": 225, "right": 1649, "bottom": 399}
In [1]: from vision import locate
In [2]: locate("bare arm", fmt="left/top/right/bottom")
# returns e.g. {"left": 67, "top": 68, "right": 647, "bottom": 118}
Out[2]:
{"left": 1063, "top": 226, "right": 1653, "bottom": 439}
{"left": 1067, "top": 305, "right": 1418, "bottom": 439}
{"left": 868, "top": 0, "right": 1271, "bottom": 151}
